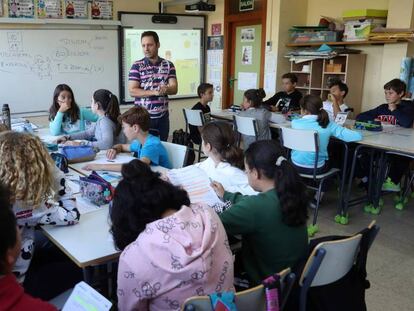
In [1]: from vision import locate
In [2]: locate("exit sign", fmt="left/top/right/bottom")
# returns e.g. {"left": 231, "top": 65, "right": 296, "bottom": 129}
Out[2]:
{"left": 240, "top": 0, "right": 254, "bottom": 11}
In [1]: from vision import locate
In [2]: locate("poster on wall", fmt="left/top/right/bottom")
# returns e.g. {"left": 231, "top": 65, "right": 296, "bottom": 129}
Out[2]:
{"left": 207, "top": 36, "right": 223, "bottom": 50}
{"left": 240, "top": 28, "right": 255, "bottom": 42}
{"left": 64, "top": 0, "right": 87, "bottom": 19}
{"left": 37, "top": 0, "right": 62, "bottom": 19}
{"left": 8, "top": 0, "right": 35, "bottom": 18}
{"left": 239, "top": 0, "right": 254, "bottom": 12}
{"left": 211, "top": 23, "right": 222, "bottom": 36}
{"left": 241, "top": 46, "right": 252, "bottom": 65}
{"left": 91, "top": 0, "right": 113, "bottom": 20}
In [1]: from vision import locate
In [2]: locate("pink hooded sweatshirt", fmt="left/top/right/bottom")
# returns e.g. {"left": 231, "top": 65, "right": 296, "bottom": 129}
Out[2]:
{"left": 117, "top": 204, "right": 234, "bottom": 311}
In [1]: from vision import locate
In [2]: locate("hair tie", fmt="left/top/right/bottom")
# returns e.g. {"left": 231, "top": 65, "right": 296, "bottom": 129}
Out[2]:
{"left": 319, "top": 107, "right": 323, "bottom": 111}
{"left": 108, "top": 92, "right": 112, "bottom": 99}
{"left": 226, "top": 143, "right": 230, "bottom": 148}
{"left": 275, "top": 156, "right": 286, "bottom": 166}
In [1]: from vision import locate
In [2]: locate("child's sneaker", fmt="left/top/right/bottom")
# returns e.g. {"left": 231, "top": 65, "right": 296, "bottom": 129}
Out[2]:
{"left": 382, "top": 177, "right": 401, "bottom": 192}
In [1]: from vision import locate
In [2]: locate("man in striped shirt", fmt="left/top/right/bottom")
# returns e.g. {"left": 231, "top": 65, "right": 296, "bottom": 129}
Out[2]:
{"left": 128, "top": 31, "right": 178, "bottom": 141}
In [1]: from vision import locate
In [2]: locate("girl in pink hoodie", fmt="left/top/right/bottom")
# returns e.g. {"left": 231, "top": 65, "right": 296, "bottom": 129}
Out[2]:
{"left": 111, "top": 160, "right": 234, "bottom": 311}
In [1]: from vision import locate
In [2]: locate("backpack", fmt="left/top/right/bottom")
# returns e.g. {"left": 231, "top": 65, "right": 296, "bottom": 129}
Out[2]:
{"left": 172, "top": 129, "right": 195, "bottom": 166}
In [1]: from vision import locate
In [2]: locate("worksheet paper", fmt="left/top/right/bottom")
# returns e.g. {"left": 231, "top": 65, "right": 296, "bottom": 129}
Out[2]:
{"left": 167, "top": 166, "right": 222, "bottom": 207}
{"left": 63, "top": 281, "right": 112, "bottom": 311}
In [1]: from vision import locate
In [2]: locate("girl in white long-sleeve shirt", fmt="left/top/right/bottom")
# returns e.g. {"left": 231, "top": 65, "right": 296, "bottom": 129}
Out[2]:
{"left": 194, "top": 121, "right": 256, "bottom": 195}
{"left": 0, "top": 132, "right": 80, "bottom": 282}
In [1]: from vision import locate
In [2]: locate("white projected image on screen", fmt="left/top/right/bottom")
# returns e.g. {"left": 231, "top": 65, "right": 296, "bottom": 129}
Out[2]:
{"left": 124, "top": 29, "right": 201, "bottom": 101}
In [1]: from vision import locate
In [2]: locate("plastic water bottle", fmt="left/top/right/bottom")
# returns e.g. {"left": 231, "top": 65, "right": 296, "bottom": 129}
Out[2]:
{"left": 2, "top": 104, "right": 11, "bottom": 130}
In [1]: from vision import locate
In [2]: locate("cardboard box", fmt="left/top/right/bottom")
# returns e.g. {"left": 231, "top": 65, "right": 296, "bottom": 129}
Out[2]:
{"left": 343, "top": 18, "right": 386, "bottom": 41}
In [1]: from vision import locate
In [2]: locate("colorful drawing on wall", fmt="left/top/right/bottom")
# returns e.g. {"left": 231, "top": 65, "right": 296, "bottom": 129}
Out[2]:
{"left": 37, "top": 0, "right": 62, "bottom": 18}
{"left": 91, "top": 0, "right": 112, "bottom": 20}
{"left": 241, "top": 46, "right": 252, "bottom": 65}
{"left": 8, "top": 0, "right": 35, "bottom": 18}
{"left": 211, "top": 23, "right": 222, "bottom": 36}
{"left": 64, "top": 0, "right": 87, "bottom": 19}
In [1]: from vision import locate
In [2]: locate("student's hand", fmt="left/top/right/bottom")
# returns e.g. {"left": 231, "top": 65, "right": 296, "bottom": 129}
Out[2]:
{"left": 159, "top": 172, "right": 170, "bottom": 183}
{"left": 211, "top": 181, "right": 225, "bottom": 199}
{"left": 56, "top": 136, "right": 68, "bottom": 144}
{"left": 388, "top": 103, "right": 397, "bottom": 112}
{"left": 270, "top": 105, "right": 278, "bottom": 112}
{"left": 64, "top": 141, "right": 81, "bottom": 146}
{"left": 106, "top": 147, "right": 119, "bottom": 160}
{"left": 82, "top": 164, "right": 100, "bottom": 171}
{"left": 58, "top": 101, "right": 71, "bottom": 113}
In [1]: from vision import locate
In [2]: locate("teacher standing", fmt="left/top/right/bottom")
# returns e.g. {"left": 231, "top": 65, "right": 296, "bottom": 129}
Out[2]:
{"left": 128, "top": 31, "right": 178, "bottom": 141}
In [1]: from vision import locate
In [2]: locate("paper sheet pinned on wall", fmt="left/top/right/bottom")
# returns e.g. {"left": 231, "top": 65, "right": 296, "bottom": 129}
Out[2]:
{"left": 237, "top": 72, "right": 257, "bottom": 90}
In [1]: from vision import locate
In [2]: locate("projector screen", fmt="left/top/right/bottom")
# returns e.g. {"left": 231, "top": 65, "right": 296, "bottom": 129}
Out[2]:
{"left": 123, "top": 29, "right": 202, "bottom": 102}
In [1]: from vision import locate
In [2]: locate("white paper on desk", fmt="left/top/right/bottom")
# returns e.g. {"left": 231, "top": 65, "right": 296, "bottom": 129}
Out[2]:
{"left": 167, "top": 166, "right": 222, "bottom": 207}
{"left": 93, "top": 153, "right": 135, "bottom": 165}
{"left": 63, "top": 281, "right": 112, "bottom": 311}
{"left": 75, "top": 195, "right": 102, "bottom": 215}
{"left": 238, "top": 72, "right": 257, "bottom": 90}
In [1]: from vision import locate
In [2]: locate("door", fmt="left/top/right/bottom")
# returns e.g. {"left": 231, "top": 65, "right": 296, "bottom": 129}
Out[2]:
{"left": 229, "top": 22, "right": 263, "bottom": 107}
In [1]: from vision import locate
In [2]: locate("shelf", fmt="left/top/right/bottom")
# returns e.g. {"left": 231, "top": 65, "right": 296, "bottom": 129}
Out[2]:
{"left": 0, "top": 17, "right": 121, "bottom": 26}
{"left": 286, "top": 40, "right": 407, "bottom": 47}
{"left": 324, "top": 72, "right": 346, "bottom": 75}
{"left": 296, "top": 86, "right": 310, "bottom": 89}
{"left": 310, "top": 87, "right": 322, "bottom": 90}
{"left": 291, "top": 71, "right": 310, "bottom": 74}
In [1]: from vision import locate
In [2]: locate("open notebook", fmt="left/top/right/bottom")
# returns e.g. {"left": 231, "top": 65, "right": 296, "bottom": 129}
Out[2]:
{"left": 62, "top": 281, "right": 112, "bottom": 311}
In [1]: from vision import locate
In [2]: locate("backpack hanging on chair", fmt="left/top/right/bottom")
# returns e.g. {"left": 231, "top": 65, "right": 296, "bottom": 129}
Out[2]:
{"left": 172, "top": 129, "right": 195, "bottom": 165}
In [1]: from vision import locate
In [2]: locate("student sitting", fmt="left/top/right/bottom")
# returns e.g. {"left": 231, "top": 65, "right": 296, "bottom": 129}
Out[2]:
{"left": 323, "top": 79, "right": 350, "bottom": 122}
{"left": 0, "top": 185, "right": 57, "bottom": 311}
{"left": 211, "top": 140, "right": 308, "bottom": 286}
{"left": 112, "top": 160, "right": 234, "bottom": 310}
{"left": 239, "top": 88, "right": 271, "bottom": 150}
{"left": 189, "top": 83, "right": 213, "bottom": 145}
{"left": 0, "top": 132, "right": 80, "bottom": 284}
{"left": 49, "top": 84, "right": 98, "bottom": 135}
{"left": 263, "top": 73, "right": 303, "bottom": 112}
{"left": 57, "top": 89, "right": 125, "bottom": 150}
{"left": 292, "top": 95, "right": 362, "bottom": 206}
{"left": 83, "top": 106, "right": 171, "bottom": 172}
{"left": 356, "top": 78, "right": 414, "bottom": 192}
{"left": 194, "top": 121, "right": 256, "bottom": 195}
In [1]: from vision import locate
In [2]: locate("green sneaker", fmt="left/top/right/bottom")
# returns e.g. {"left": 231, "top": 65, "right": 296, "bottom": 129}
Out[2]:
{"left": 382, "top": 177, "right": 401, "bottom": 192}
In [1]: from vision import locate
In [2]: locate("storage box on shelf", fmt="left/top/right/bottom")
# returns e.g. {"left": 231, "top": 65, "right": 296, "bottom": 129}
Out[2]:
{"left": 342, "top": 9, "right": 388, "bottom": 42}
{"left": 289, "top": 54, "right": 366, "bottom": 115}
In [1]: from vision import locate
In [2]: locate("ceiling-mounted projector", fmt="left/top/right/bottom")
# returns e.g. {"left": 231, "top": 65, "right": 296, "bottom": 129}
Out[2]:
{"left": 185, "top": 1, "right": 215, "bottom": 12}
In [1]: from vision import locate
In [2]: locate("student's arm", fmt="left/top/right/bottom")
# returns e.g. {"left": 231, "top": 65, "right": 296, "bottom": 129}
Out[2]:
{"left": 139, "top": 141, "right": 160, "bottom": 166}
{"left": 80, "top": 107, "right": 99, "bottom": 122}
{"left": 86, "top": 118, "right": 115, "bottom": 150}
{"left": 263, "top": 93, "right": 280, "bottom": 106}
{"left": 329, "top": 122, "right": 363, "bottom": 142}
{"left": 331, "top": 97, "right": 342, "bottom": 118}
{"left": 356, "top": 106, "right": 381, "bottom": 122}
{"left": 83, "top": 163, "right": 123, "bottom": 172}
{"left": 49, "top": 112, "right": 65, "bottom": 135}
{"left": 117, "top": 258, "right": 149, "bottom": 311}
{"left": 219, "top": 194, "right": 257, "bottom": 235}
{"left": 392, "top": 102, "right": 414, "bottom": 128}
{"left": 68, "top": 124, "right": 95, "bottom": 142}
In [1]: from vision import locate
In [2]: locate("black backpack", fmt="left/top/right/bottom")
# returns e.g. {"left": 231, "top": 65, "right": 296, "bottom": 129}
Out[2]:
{"left": 172, "top": 129, "right": 195, "bottom": 166}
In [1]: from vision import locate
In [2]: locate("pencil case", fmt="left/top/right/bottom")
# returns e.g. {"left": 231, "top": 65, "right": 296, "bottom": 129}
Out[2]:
{"left": 79, "top": 171, "right": 115, "bottom": 206}
{"left": 60, "top": 145, "right": 97, "bottom": 163}
{"left": 354, "top": 120, "right": 383, "bottom": 131}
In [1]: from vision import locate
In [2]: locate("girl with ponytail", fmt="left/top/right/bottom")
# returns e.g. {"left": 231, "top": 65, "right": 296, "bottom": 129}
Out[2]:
{"left": 239, "top": 88, "right": 271, "bottom": 150}
{"left": 57, "top": 89, "right": 125, "bottom": 150}
{"left": 211, "top": 140, "right": 308, "bottom": 285}
{"left": 194, "top": 121, "right": 256, "bottom": 195}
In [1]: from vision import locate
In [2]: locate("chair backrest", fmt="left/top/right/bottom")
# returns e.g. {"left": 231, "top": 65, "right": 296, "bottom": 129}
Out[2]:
{"left": 280, "top": 127, "right": 318, "bottom": 153}
{"left": 233, "top": 115, "right": 258, "bottom": 137}
{"left": 183, "top": 108, "right": 205, "bottom": 127}
{"left": 182, "top": 268, "right": 295, "bottom": 311}
{"left": 300, "top": 234, "right": 362, "bottom": 288}
{"left": 161, "top": 141, "right": 188, "bottom": 169}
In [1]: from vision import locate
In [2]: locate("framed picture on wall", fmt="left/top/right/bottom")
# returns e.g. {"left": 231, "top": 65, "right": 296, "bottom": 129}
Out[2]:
{"left": 8, "top": 0, "right": 35, "bottom": 18}
{"left": 64, "top": 0, "right": 87, "bottom": 19}
{"left": 37, "top": 0, "right": 62, "bottom": 19}
{"left": 91, "top": 0, "right": 113, "bottom": 20}
{"left": 239, "top": 0, "right": 254, "bottom": 12}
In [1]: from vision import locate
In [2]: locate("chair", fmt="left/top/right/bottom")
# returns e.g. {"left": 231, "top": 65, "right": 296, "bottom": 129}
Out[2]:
{"left": 182, "top": 268, "right": 296, "bottom": 311}
{"left": 161, "top": 141, "right": 188, "bottom": 169}
{"left": 280, "top": 127, "right": 341, "bottom": 236}
{"left": 233, "top": 115, "right": 259, "bottom": 148}
{"left": 299, "top": 234, "right": 362, "bottom": 311}
{"left": 298, "top": 221, "right": 380, "bottom": 311}
{"left": 183, "top": 108, "right": 206, "bottom": 162}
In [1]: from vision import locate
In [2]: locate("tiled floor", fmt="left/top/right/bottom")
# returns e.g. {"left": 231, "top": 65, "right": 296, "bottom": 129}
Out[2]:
{"left": 317, "top": 188, "right": 414, "bottom": 311}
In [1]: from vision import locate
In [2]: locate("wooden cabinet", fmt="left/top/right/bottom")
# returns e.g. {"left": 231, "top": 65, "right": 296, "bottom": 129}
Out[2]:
{"left": 290, "top": 54, "right": 367, "bottom": 115}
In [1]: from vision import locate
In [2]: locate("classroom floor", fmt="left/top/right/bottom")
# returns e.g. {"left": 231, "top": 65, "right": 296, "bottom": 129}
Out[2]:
{"left": 318, "top": 187, "right": 414, "bottom": 311}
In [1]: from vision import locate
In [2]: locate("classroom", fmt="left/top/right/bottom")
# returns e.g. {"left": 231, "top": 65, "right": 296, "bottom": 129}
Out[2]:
{"left": 1, "top": 0, "right": 414, "bottom": 310}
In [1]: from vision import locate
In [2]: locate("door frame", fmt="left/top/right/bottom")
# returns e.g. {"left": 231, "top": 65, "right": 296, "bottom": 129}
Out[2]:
{"left": 222, "top": 1, "right": 267, "bottom": 109}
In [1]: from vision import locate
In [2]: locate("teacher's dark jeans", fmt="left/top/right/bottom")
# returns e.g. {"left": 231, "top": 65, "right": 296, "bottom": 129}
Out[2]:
{"left": 150, "top": 111, "right": 170, "bottom": 141}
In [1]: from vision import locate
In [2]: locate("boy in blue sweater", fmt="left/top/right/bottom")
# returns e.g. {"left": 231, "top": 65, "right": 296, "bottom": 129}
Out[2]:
{"left": 356, "top": 79, "right": 414, "bottom": 192}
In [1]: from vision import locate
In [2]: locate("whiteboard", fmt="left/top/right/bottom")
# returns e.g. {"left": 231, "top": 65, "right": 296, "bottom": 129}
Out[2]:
{"left": 0, "top": 29, "right": 119, "bottom": 114}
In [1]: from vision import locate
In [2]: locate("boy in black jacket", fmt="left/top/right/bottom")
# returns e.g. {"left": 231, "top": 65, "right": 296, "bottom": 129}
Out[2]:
{"left": 356, "top": 79, "right": 414, "bottom": 194}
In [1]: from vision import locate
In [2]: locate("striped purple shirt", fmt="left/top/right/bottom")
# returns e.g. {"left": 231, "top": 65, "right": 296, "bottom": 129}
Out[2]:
{"left": 129, "top": 57, "right": 176, "bottom": 118}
